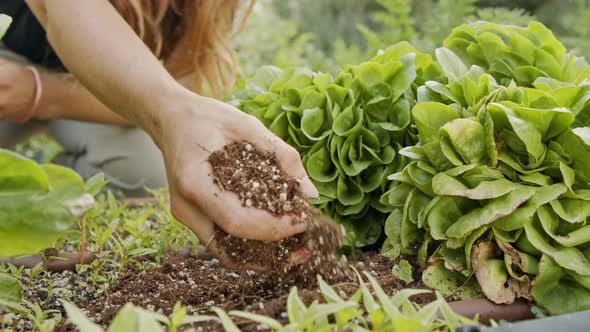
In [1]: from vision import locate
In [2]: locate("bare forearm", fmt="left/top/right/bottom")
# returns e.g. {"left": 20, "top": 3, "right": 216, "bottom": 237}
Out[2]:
{"left": 25, "top": 0, "right": 188, "bottom": 140}
{"left": 37, "top": 73, "right": 131, "bottom": 125}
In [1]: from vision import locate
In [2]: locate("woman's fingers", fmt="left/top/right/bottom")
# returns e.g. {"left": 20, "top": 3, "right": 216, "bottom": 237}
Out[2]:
{"left": 192, "top": 183, "right": 308, "bottom": 241}
{"left": 169, "top": 191, "right": 259, "bottom": 269}
{"left": 169, "top": 189, "right": 216, "bottom": 244}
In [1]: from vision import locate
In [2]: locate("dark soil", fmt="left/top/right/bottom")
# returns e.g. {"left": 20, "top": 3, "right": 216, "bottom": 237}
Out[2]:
{"left": 87, "top": 251, "right": 434, "bottom": 331}
{"left": 209, "top": 141, "right": 312, "bottom": 220}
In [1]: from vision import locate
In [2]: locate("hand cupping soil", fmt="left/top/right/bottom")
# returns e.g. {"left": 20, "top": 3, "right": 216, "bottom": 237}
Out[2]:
{"left": 208, "top": 141, "right": 345, "bottom": 276}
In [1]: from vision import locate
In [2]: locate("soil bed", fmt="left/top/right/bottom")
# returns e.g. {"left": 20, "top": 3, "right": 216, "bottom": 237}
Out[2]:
{"left": 84, "top": 250, "right": 434, "bottom": 331}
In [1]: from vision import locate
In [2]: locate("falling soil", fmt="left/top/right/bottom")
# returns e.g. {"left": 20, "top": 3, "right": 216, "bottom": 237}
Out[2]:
{"left": 86, "top": 251, "right": 435, "bottom": 331}
{"left": 208, "top": 141, "right": 346, "bottom": 277}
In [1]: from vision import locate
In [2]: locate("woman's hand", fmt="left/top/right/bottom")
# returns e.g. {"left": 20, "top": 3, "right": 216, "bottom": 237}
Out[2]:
{"left": 156, "top": 92, "right": 318, "bottom": 269}
{"left": 0, "top": 59, "right": 36, "bottom": 121}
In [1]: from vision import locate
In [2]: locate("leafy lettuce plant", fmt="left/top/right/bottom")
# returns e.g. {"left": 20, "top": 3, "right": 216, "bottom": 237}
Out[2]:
{"left": 233, "top": 20, "right": 590, "bottom": 314}
{"left": 232, "top": 42, "right": 441, "bottom": 247}
{"left": 444, "top": 21, "right": 590, "bottom": 86}
{"left": 382, "top": 42, "right": 590, "bottom": 314}
{"left": 0, "top": 150, "right": 95, "bottom": 257}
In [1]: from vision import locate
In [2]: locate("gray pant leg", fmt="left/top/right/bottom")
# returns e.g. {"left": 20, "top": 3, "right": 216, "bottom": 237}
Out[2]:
{"left": 0, "top": 121, "right": 46, "bottom": 148}
{"left": 48, "top": 120, "right": 167, "bottom": 196}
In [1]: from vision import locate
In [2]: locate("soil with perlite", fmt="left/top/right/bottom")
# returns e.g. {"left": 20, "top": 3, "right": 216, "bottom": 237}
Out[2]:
{"left": 208, "top": 141, "right": 347, "bottom": 277}
{"left": 82, "top": 251, "right": 433, "bottom": 331}
{"left": 77, "top": 141, "right": 434, "bottom": 331}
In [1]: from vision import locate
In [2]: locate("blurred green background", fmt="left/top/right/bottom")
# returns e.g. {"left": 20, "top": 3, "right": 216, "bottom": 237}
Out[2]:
{"left": 235, "top": 0, "right": 590, "bottom": 76}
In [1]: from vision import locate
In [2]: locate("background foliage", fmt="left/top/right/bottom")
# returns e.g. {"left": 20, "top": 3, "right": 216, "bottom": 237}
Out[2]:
{"left": 236, "top": 0, "right": 590, "bottom": 77}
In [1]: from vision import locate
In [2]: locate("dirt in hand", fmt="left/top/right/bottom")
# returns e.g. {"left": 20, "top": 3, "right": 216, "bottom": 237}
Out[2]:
{"left": 208, "top": 141, "right": 345, "bottom": 275}
{"left": 208, "top": 141, "right": 311, "bottom": 221}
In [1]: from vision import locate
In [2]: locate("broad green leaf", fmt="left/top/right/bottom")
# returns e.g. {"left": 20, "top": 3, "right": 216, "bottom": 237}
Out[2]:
{"left": 559, "top": 161, "right": 576, "bottom": 191}
{"left": 336, "top": 177, "right": 364, "bottom": 206}
{"left": 487, "top": 102, "right": 546, "bottom": 162}
{"left": 378, "top": 99, "right": 411, "bottom": 133}
{"left": 492, "top": 184, "right": 566, "bottom": 231}
{"left": 420, "top": 140, "right": 454, "bottom": 171}
{"left": 532, "top": 255, "right": 590, "bottom": 315}
{"left": 519, "top": 172, "right": 551, "bottom": 186}
{"left": 382, "top": 209, "right": 402, "bottom": 258}
{"left": 301, "top": 107, "right": 331, "bottom": 141}
{"left": 446, "top": 186, "right": 536, "bottom": 238}
{"left": 389, "top": 161, "right": 436, "bottom": 197}
{"left": 440, "top": 246, "right": 468, "bottom": 273}
{"left": 392, "top": 260, "right": 414, "bottom": 284}
{"left": 390, "top": 53, "right": 418, "bottom": 101}
{"left": 525, "top": 219, "right": 590, "bottom": 275}
{"left": 421, "top": 263, "right": 481, "bottom": 300}
{"left": 436, "top": 48, "right": 468, "bottom": 82}
{"left": 556, "top": 128, "right": 590, "bottom": 184}
{"left": 342, "top": 213, "right": 383, "bottom": 247}
{"left": 0, "top": 273, "right": 23, "bottom": 304}
{"left": 0, "top": 150, "right": 49, "bottom": 193}
{"left": 401, "top": 190, "right": 424, "bottom": 250}
{"left": 412, "top": 102, "right": 459, "bottom": 143}
{"left": 306, "top": 145, "right": 338, "bottom": 182}
{"left": 0, "top": 150, "right": 94, "bottom": 257}
{"left": 333, "top": 104, "right": 363, "bottom": 137}
{"left": 549, "top": 199, "right": 590, "bottom": 223}
{"left": 432, "top": 174, "right": 521, "bottom": 200}
{"left": 538, "top": 205, "right": 590, "bottom": 247}
{"left": 439, "top": 119, "right": 486, "bottom": 164}
{"left": 427, "top": 196, "right": 473, "bottom": 240}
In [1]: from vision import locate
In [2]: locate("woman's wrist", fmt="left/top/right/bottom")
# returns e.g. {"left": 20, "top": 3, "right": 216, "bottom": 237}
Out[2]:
{"left": 15, "top": 66, "right": 43, "bottom": 123}
{"left": 141, "top": 84, "right": 206, "bottom": 148}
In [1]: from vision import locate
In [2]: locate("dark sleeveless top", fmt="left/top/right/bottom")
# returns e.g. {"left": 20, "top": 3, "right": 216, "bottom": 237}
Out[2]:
{"left": 0, "top": 1, "right": 65, "bottom": 70}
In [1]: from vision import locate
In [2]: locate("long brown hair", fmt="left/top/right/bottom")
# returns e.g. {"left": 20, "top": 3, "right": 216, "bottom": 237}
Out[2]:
{"left": 109, "top": 0, "right": 254, "bottom": 98}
